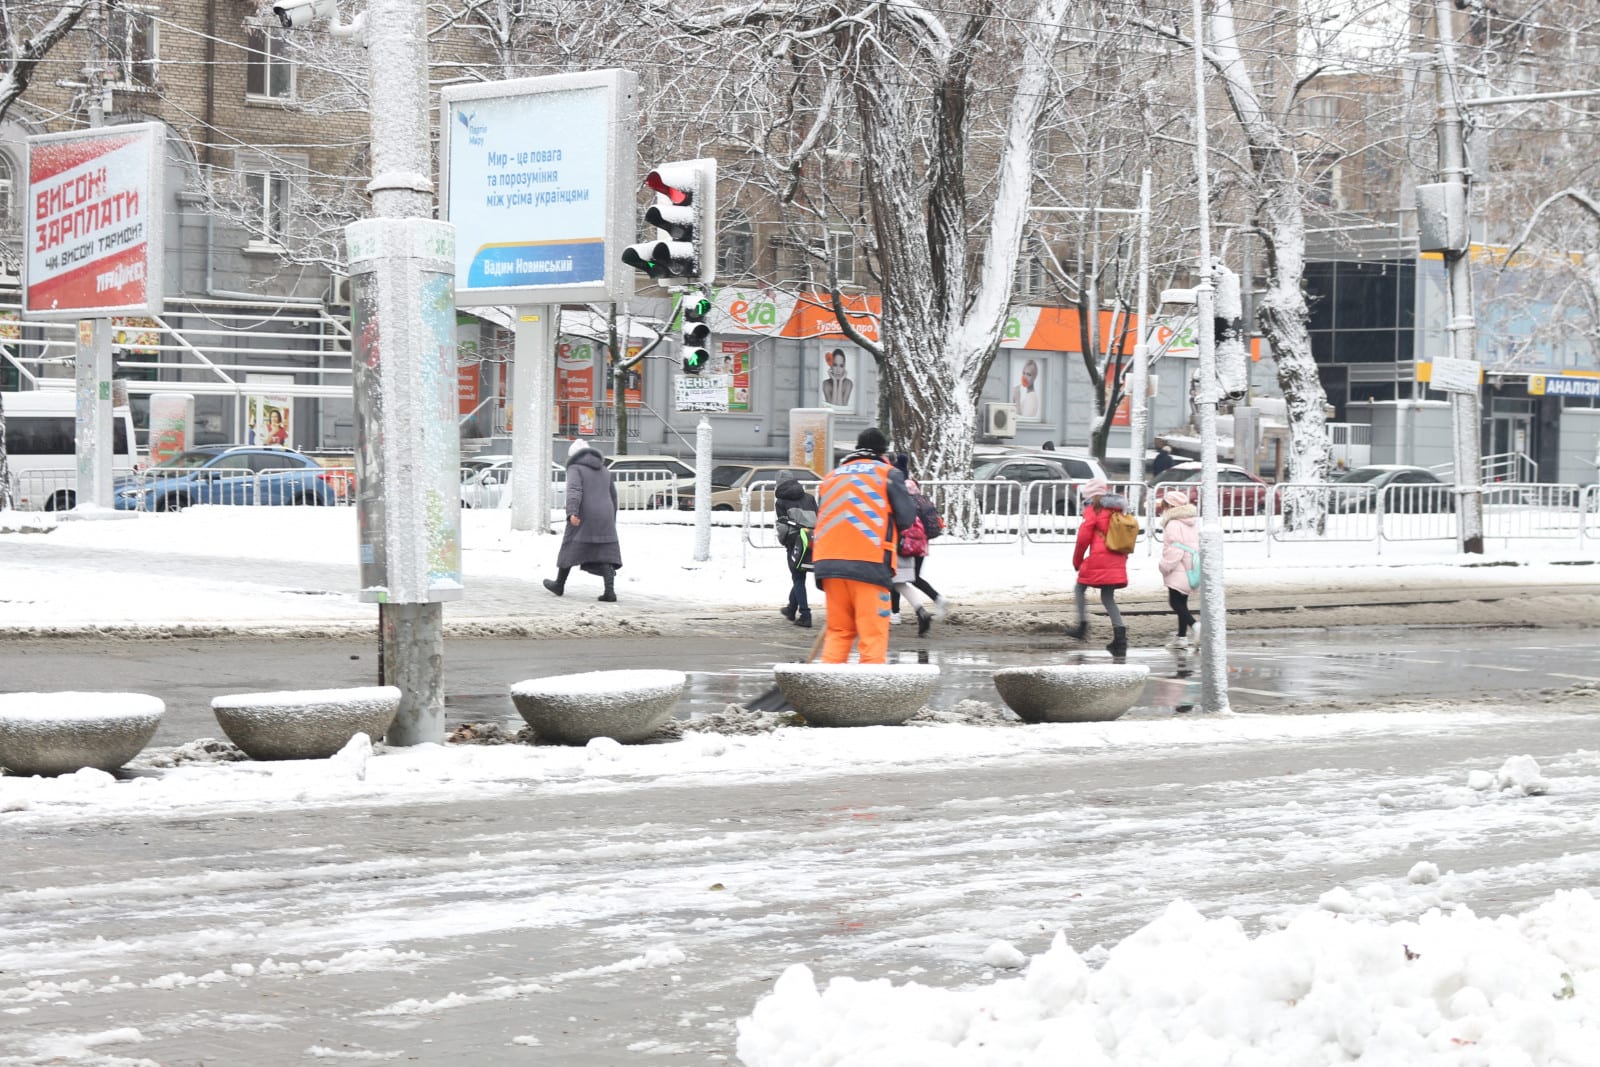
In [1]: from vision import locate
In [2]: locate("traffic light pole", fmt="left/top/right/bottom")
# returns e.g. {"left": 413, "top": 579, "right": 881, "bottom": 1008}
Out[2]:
{"left": 1431, "top": 0, "right": 1484, "bottom": 554}
{"left": 693, "top": 415, "right": 712, "bottom": 562}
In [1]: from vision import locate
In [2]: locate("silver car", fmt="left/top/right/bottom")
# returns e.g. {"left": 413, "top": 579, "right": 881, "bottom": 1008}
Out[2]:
{"left": 459, "top": 458, "right": 566, "bottom": 509}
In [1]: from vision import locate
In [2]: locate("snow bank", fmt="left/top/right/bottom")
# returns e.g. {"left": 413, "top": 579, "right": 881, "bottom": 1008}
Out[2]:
{"left": 737, "top": 891, "right": 1600, "bottom": 1066}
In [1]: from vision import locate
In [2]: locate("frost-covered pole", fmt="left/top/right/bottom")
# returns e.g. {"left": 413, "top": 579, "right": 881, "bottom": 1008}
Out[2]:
{"left": 1127, "top": 170, "right": 1152, "bottom": 498}
{"left": 1191, "top": 0, "right": 1231, "bottom": 714}
{"left": 1432, "top": 0, "right": 1484, "bottom": 554}
{"left": 693, "top": 415, "right": 712, "bottom": 562}
{"left": 348, "top": 0, "right": 458, "bottom": 745}
{"left": 510, "top": 310, "right": 553, "bottom": 532}
{"left": 73, "top": 0, "right": 113, "bottom": 511}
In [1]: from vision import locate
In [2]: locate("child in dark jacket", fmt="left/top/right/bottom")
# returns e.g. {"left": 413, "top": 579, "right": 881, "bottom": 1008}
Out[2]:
{"left": 774, "top": 477, "right": 818, "bottom": 628}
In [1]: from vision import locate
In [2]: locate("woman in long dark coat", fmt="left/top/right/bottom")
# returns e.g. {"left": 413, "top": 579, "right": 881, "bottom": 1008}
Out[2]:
{"left": 543, "top": 438, "right": 623, "bottom": 602}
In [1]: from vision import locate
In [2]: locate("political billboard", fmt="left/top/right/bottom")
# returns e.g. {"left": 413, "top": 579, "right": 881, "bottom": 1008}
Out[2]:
{"left": 440, "top": 70, "right": 637, "bottom": 306}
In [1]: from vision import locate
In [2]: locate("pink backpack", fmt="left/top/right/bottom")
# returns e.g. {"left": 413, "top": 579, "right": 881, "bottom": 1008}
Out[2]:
{"left": 898, "top": 517, "right": 929, "bottom": 557}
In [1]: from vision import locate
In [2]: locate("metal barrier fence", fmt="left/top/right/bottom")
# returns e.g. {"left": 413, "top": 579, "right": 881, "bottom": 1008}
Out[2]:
{"left": 10, "top": 468, "right": 136, "bottom": 511}
{"left": 612, "top": 469, "right": 684, "bottom": 511}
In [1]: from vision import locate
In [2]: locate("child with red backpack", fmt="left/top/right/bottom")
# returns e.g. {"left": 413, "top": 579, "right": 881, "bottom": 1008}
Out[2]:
{"left": 888, "top": 458, "right": 947, "bottom": 637}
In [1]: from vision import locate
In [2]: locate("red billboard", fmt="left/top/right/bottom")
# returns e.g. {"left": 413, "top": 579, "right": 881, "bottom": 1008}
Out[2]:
{"left": 24, "top": 123, "right": 165, "bottom": 319}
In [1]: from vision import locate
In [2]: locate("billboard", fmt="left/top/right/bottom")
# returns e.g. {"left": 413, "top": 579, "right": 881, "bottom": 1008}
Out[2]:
{"left": 24, "top": 123, "right": 165, "bottom": 319}
{"left": 440, "top": 70, "right": 637, "bottom": 306}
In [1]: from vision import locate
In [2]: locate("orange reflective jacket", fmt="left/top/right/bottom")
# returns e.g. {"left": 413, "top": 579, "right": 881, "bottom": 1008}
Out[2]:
{"left": 814, "top": 459, "right": 894, "bottom": 568}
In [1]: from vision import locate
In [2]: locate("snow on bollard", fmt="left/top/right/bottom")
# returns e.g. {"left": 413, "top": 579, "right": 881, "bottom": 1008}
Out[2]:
{"left": 509, "top": 669, "right": 687, "bottom": 745}
{"left": 991, "top": 664, "right": 1149, "bottom": 723}
{"left": 772, "top": 663, "right": 940, "bottom": 727}
{"left": 0, "top": 692, "right": 164, "bottom": 776}
{"left": 210, "top": 686, "right": 401, "bottom": 761}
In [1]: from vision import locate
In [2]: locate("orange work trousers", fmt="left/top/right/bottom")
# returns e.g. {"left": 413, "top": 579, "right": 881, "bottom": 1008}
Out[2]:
{"left": 820, "top": 578, "right": 893, "bottom": 664}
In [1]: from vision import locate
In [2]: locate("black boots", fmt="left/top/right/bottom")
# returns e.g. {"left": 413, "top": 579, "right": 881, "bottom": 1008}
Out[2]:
{"left": 542, "top": 567, "right": 569, "bottom": 597}
{"left": 1062, "top": 620, "right": 1088, "bottom": 641}
{"left": 1106, "top": 627, "right": 1129, "bottom": 658}
{"left": 795, "top": 611, "right": 812, "bottom": 628}
{"left": 598, "top": 565, "right": 617, "bottom": 603}
{"left": 916, "top": 607, "right": 933, "bottom": 637}
{"left": 780, "top": 604, "right": 797, "bottom": 621}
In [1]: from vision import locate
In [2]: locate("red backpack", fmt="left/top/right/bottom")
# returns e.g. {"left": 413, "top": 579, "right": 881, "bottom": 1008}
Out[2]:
{"left": 898, "top": 517, "right": 929, "bottom": 558}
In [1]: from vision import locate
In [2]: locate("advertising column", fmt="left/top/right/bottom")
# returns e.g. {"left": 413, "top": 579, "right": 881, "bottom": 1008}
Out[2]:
{"left": 23, "top": 123, "right": 165, "bottom": 510}
{"left": 349, "top": 219, "right": 463, "bottom": 604}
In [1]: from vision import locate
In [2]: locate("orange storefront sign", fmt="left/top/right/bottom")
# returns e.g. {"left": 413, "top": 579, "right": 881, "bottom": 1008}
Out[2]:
{"left": 780, "top": 293, "right": 881, "bottom": 342}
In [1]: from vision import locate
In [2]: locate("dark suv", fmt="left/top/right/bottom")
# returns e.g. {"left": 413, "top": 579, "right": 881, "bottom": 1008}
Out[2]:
{"left": 114, "top": 445, "right": 351, "bottom": 511}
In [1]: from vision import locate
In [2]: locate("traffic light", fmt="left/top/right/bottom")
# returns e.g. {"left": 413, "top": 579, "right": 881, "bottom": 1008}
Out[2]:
{"left": 620, "top": 158, "right": 718, "bottom": 284}
{"left": 681, "top": 291, "right": 711, "bottom": 374}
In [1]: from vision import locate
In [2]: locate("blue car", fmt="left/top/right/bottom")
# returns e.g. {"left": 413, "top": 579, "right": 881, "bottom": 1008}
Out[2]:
{"left": 115, "top": 445, "right": 350, "bottom": 511}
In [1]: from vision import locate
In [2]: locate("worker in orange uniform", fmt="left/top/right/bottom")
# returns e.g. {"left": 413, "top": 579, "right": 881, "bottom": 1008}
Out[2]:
{"left": 813, "top": 427, "right": 917, "bottom": 664}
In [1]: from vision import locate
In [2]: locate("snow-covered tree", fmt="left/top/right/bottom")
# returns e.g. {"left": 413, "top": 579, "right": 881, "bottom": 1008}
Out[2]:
{"left": 1131, "top": 0, "right": 1429, "bottom": 511}
{"left": 643, "top": 0, "right": 1075, "bottom": 483}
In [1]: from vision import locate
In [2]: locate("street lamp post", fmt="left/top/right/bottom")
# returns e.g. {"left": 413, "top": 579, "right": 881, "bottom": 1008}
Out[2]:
{"left": 1190, "top": 0, "right": 1231, "bottom": 713}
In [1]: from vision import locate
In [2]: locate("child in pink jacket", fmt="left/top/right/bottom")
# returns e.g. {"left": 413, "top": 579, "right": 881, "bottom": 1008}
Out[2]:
{"left": 1157, "top": 489, "right": 1200, "bottom": 649}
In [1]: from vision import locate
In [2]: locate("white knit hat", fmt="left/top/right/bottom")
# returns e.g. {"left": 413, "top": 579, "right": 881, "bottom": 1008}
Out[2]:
{"left": 568, "top": 437, "right": 589, "bottom": 459}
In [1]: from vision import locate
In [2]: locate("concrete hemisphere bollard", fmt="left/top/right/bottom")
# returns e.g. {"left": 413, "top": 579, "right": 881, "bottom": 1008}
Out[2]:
{"left": 210, "top": 686, "right": 402, "bottom": 761}
{"left": 773, "top": 663, "right": 941, "bottom": 727}
{"left": 509, "top": 669, "right": 687, "bottom": 745}
{"left": 0, "top": 692, "right": 165, "bottom": 776}
{"left": 992, "top": 664, "right": 1150, "bottom": 723}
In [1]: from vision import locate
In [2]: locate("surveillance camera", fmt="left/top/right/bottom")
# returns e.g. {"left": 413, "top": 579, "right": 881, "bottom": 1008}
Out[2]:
{"left": 272, "top": 0, "right": 337, "bottom": 29}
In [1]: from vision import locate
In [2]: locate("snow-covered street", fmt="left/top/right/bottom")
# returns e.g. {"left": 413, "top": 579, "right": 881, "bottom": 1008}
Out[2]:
{"left": 3, "top": 695, "right": 1599, "bottom": 1064}
{"left": 4, "top": 506, "right": 1600, "bottom": 1064}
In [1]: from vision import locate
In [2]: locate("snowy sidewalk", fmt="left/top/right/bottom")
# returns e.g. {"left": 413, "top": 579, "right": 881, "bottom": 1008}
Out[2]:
{"left": 2, "top": 505, "right": 1597, "bottom": 635}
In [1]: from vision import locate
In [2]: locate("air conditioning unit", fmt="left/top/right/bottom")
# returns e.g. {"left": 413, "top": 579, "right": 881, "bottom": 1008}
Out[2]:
{"left": 326, "top": 272, "right": 353, "bottom": 307}
{"left": 984, "top": 402, "right": 1018, "bottom": 439}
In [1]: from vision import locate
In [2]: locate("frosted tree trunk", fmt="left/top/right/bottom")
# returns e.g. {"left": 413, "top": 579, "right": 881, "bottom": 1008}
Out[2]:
{"left": 667, "top": 0, "right": 1072, "bottom": 487}
{"left": 1203, "top": 0, "right": 1332, "bottom": 524}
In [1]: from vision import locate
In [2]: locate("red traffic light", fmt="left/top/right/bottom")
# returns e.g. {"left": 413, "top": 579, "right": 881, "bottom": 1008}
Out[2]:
{"left": 645, "top": 167, "right": 695, "bottom": 205}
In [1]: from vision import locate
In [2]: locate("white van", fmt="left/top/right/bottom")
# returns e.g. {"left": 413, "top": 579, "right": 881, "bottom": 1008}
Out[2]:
{"left": 2, "top": 390, "right": 140, "bottom": 510}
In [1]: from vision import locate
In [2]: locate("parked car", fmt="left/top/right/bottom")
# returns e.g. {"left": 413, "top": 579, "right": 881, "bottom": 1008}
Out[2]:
{"left": 2, "top": 389, "right": 140, "bottom": 511}
{"left": 1152, "top": 462, "right": 1278, "bottom": 515}
{"left": 458, "top": 457, "right": 566, "bottom": 509}
{"left": 971, "top": 456, "right": 1075, "bottom": 514}
{"left": 113, "top": 445, "right": 348, "bottom": 511}
{"left": 650, "top": 465, "right": 820, "bottom": 511}
{"left": 972, "top": 448, "right": 1107, "bottom": 485}
{"left": 711, "top": 463, "right": 757, "bottom": 490}
{"left": 1333, "top": 465, "right": 1455, "bottom": 513}
{"left": 605, "top": 455, "right": 697, "bottom": 508}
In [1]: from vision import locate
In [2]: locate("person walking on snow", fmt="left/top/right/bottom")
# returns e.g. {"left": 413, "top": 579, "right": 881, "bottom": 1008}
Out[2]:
{"left": 1157, "top": 489, "right": 1200, "bottom": 650}
{"left": 1067, "top": 478, "right": 1132, "bottom": 657}
{"left": 774, "top": 476, "right": 818, "bottom": 629}
{"left": 813, "top": 427, "right": 916, "bottom": 663}
{"left": 543, "top": 438, "right": 622, "bottom": 602}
